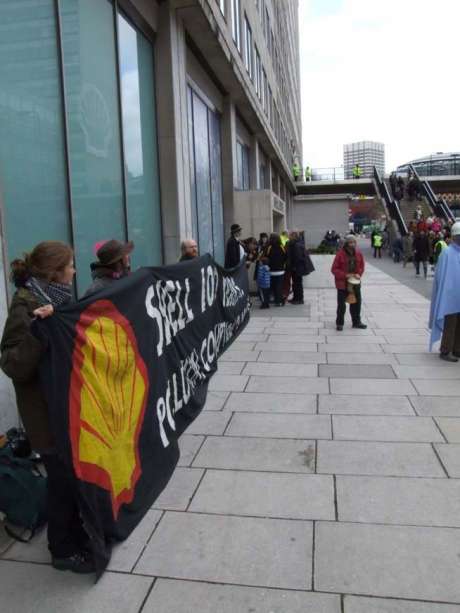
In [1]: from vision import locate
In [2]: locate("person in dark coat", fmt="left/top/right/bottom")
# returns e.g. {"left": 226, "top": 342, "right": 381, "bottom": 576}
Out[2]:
{"left": 85, "top": 239, "right": 134, "bottom": 297}
{"left": 413, "top": 231, "right": 430, "bottom": 278}
{"left": 287, "top": 231, "right": 315, "bottom": 305}
{"left": 331, "top": 235, "right": 367, "bottom": 331}
{"left": 266, "top": 233, "right": 287, "bottom": 306}
{"left": 0, "top": 241, "right": 95, "bottom": 574}
{"left": 225, "top": 224, "right": 244, "bottom": 269}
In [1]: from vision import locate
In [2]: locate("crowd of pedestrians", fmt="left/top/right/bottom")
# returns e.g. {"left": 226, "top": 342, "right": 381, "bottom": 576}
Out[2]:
{"left": 224, "top": 224, "right": 315, "bottom": 308}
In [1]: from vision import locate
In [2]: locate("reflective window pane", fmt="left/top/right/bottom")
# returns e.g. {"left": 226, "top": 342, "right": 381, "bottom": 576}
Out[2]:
{"left": 60, "top": 0, "right": 126, "bottom": 293}
{"left": 118, "top": 13, "right": 162, "bottom": 268}
{"left": 0, "top": 0, "right": 70, "bottom": 270}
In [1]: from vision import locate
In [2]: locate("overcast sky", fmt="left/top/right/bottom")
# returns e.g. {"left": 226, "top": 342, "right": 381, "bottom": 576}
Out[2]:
{"left": 299, "top": 0, "right": 460, "bottom": 172}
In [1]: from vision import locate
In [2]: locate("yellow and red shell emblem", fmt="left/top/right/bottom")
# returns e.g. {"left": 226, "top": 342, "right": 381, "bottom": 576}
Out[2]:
{"left": 69, "top": 300, "right": 149, "bottom": 519}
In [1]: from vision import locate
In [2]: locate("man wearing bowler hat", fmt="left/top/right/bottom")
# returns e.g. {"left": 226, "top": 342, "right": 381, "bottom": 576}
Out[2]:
{"left": 225, "top": 223, "right": 245, "bottom": 269}
{"left": 84, "top": 239, "right": 134, "bottom": 297}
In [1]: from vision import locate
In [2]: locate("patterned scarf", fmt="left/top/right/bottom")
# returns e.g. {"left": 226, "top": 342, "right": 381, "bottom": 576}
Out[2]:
{"left": 25, "top": 277, "right": 73, "bottom": 307}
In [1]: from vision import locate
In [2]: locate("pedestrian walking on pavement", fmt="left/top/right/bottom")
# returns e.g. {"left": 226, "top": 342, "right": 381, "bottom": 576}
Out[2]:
{"left": 331, "top": 235, "right": 367, "bottom": 331}
{"left": 372, "top": 232, "right": 383, "bottom": 258}
{"left": 413, "top": 231, "right": 430, "bottom": 278}
{"left": 402, "top": 232, "right": 413, "bottom": 267}
{"left": 429, "top": 222, "right": 460, "bottom": 362}
{"left": 0, "top": 241, "right": 95, "bottom": 574}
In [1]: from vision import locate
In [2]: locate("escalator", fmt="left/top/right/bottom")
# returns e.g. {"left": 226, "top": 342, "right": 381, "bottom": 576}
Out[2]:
{"left": 373, "top": 167, "right": 408, "bottom": 236}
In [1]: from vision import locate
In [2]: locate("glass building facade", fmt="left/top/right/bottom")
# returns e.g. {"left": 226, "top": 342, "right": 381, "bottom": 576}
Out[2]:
{"left": 0, "top": 0, "right": 162, "bottom": 295}
{"left": 397, "top": 153, "right": 460, "bottom": 177}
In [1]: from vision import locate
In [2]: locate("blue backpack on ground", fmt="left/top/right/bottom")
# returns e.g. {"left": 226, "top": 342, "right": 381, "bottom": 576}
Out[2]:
{"left": 0, "top": 445, "right": 47, "bottom": 541}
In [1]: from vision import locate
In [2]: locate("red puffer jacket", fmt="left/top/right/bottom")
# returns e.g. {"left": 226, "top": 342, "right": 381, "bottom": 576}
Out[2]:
{"left": 331, "top": 248, "right": 365, "bottom": 290}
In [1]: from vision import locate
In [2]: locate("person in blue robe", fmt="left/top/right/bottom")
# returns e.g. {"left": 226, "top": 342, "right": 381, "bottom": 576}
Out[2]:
{"left": 429, "top": 222, "right": 460, "bottom": 362}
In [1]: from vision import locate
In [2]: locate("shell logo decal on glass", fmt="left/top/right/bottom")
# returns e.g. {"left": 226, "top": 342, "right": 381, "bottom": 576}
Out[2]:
{"left": 69, "top": 300, "right": 149, "bottom": 519}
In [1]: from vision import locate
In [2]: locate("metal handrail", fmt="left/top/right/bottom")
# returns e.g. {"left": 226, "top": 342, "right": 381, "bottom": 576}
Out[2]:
{"left": 373, "top": 167, "right": 408, "bottom": 236}
{"left": 408, "top": 164, "right": 455, "bottom": 222}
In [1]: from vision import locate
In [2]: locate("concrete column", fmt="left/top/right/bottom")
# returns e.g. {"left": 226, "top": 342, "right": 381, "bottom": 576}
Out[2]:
{"left": 221, "top": 96, "right": 237, "bottom": 234}
{"left": 250, "top": 136, "right": 260, "bottom": 190}
{"left": 155, "top": 4, "right": 192, "bottom": 263}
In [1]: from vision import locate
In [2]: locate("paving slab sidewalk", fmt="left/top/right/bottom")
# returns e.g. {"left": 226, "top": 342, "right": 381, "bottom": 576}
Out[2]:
{"left": 2, "top": 253, "right": 459, "bottom": 611}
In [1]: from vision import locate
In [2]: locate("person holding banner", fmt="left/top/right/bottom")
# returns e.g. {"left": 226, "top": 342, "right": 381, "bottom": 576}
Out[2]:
{"left": 84, "top": 239, "right": 134, "bottom": 297}
{"left": 0, "top": 241, "right": 95, "bottom": 574}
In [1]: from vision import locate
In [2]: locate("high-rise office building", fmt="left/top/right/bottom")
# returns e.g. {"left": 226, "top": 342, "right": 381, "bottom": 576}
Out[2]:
{"left": 0, "top": 0, "right": 302, "bottom": 429}
{"left": 344, "top": 141, "right": 385, "bottom": 179}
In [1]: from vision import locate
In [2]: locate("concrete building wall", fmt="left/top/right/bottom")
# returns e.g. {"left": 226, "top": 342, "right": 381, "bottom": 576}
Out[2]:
{"left": 293, "top": 196, "right": 350, "bottom": 248}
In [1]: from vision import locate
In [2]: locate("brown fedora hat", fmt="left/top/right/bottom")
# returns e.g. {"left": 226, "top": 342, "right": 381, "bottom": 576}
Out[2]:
{"left": 96, "top": 240, "right": 134, "bottom": 266}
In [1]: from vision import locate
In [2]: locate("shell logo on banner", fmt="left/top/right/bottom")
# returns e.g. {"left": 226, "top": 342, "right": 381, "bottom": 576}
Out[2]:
{"left": 69, "top": 300, "right": 149, "bottom": 519}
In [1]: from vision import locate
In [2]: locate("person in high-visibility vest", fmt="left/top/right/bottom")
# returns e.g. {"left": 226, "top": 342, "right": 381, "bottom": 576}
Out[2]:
{"left": 292, "top": 163, "right": 301, "bottom": 181}
{"left": 434, "top": 235, "right": 448, "bottom": 266}
{"left": 305, "top": 166, "right": 312, "bottom": 181}
{"left": 352, "top": 164, "right": 362, "bottom": 179}
{"left": 372, "top": 232, "right": 383, "bottom": 258}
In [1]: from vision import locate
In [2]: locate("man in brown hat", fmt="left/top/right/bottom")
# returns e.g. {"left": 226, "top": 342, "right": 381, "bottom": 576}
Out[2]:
{"left": 84, "top": 239, "right": 134, "bottom": 297}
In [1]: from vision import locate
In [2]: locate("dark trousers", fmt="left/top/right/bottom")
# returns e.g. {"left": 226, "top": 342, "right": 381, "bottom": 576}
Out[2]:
{"left": 415, "top": 259, "right": 428, "bottom": 276}
{"left": 440, "top": 313, "right": 460, "bottom": 355}
{"left": 282, "top": 271, "right": 292, "bottom": 300}
{"left": 373, "top": 247, "right": 382, "bottom": 258}
{"left": 336, "top": 287, "right": 362, "bottom": 326}
{"left": 292, "top": 273, "right": 304, "bottom": 302}
{"left": 42, "top": 454, "right": 88, "bottom": 558}
{"left": 259, "top": 287, "right": 270, "bottom": 307}
{"left": 271, "top": 275, "right": 284, "bottom": 305}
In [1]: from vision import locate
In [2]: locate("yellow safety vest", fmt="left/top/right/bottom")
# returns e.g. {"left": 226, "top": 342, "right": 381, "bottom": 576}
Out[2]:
{"left": 373, "top": 235, "right": 383, "bottom": 247}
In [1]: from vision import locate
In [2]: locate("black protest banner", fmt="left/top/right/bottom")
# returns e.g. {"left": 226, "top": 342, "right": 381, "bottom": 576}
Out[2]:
{"left": 37, "top": 255, "right": 249, "bottom": 576}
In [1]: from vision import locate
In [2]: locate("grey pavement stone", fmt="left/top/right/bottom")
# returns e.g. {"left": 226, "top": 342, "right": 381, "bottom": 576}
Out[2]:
{"left": 192, "top": 436, "right": 315, "bottom": 473}
{"left": 238, "top": 333, "right": 268, "bottom": 342}
{"left": 109, "top": 510, "right": 163, "bottom": 571}
{"left": 153, "top": 468, "right": 204, "bottom": 511}
{"left": 382, "top": 332, "right": 430, "bottom": 344}
{"left": 184, "top": 411, "right": 232, "bottom": 435}
{"left": 268, "top": 333, "right": 325, "bottom": 342}
{"left": 0, "top": 561, "right": 152, "bottom": 613}
{"left": 144, "top": 579, "right": 341, "bottom": 613}
{"left": 266, "top": 327, "right": 321, "bottom": 336}
{"left": 332, "top": 415, "right": 443, "bottom": 442}
{"left": 254, "top": 341, "right": 318, "bottom": 352}
{"left": 246, "top": 375, "right": 329, "bottom": 394}
{"left": 226, "top": 413, "right": 331, "bottom": 439}
{"left": 134, "top": 511, "right": 312, "bottom": 589}
{"left": 317, "top": 440, "right": 445, "bottom": 477}
{"left": 345, "top": 595, "right": 460, "bottom": 613}
{"left": 412, "top": 379, "right": 460, "bottom": 396}
{"left": 394, "top": 365, "right": 460, "bottom": 379}
{"left": 331, "top": 378, "right": 416, "bottom": 395}
{"left": 410, "top": 396, "right": 460, "bottom": 417}
{"left": 320, "top": 365, "right": 395, "bottom": 379}
{"left": 0, "top": 526, "right": 12, "bottom": 555}
{"left": 257, "top": 350, "right": 327, "bottom": 364}
{"left": 270, "top": 320, "right": 324, "bottom": 328}
{"left": 315, "top": 521, "right": 460, "bottom": 602}
{"left": 208, "top": 374, "right": 249, "bottom": 391}
{"left": 435, "top": 418, "right": 460, "bottom": 443}
{"left": 383, "top": 344, "right": 427, "bottom": 354}
{"left": 319, "top": 343, "right": 383, "bottom": 353}
{"left": 242, "top": 362, "right": 318, "bottom": 377}
{"left": 216, "top": 362, "right": 245, "bottom": 374}
{"left": 230, "top": 341, "right": 256, "bottom": 350}
{"left": 220, "top": 349, "right": 260, "bottom": 362}
{"left": 337, "top": 475, "right": 460, "bottom": 527}
{"left": 325, "top": 353, "right": 397, "bottom": 365}
{"left": 319, "top": 395, "right": 415, "bottom": 415}
{"left": 434, "top": 444, "right": 460, "bottom": 477}
{"left": 1, "top": 528, "right": 48, "bottom": 564}
{"left": 325, "top": 335, "right": 387, "bottom": 344}
{"left": 323, "top": 328, "right": 380, "bottom": 336}
{"left": 225, "top": 392, "right": 317, "bottom": 413}
{"left": 202, "top": 390, "right": 229, "bottom": 411}
{"left": 375, "top": 315, "right": 427, "bottom": 329}
{"left": 395, "top": 353, "right": 451, "bottom": 365}
{"left": 178, "top": 434, "right": 204, "bottom": 466}
{"left": 190, "top": 470, "right": 335, "bottom": 520}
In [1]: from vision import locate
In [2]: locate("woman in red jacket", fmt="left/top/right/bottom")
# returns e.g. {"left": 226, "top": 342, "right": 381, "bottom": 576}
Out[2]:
{"left": 331, "top": 235, "right": 367, "bottom": 331}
